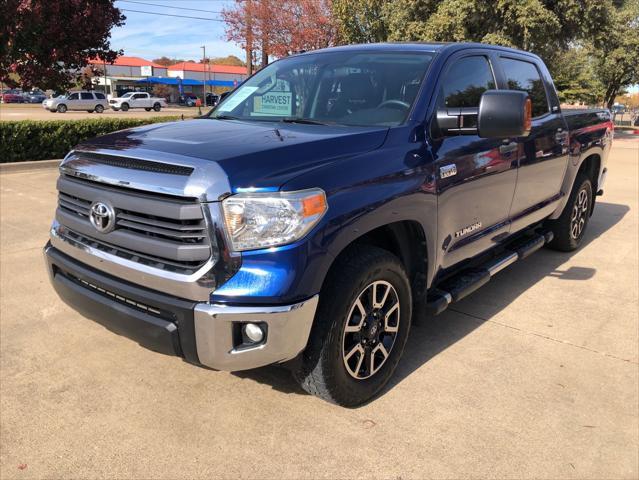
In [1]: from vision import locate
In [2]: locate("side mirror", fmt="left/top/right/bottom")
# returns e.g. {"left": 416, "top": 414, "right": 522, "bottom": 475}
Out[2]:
{"left": 435, "top": 90, "right": 532, "bottom": 138}
{"left": 478, "top": 90, "right": 532, "bottom": 138}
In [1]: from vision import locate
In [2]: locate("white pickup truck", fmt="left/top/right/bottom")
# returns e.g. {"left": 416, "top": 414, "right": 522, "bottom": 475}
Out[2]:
{"left": 109, "top": 92, "right": 167, "bottom": 112}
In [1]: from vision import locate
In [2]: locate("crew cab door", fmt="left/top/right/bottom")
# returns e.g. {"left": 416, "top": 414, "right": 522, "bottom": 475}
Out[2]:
{"left": 495, "top": 55, "right": 570, "bottom": 231}
{"left": 431, "top": 52, "right": 518, "bottom": 269}
{"left": 131, "top": 93, "right": 146, "bottom": 107}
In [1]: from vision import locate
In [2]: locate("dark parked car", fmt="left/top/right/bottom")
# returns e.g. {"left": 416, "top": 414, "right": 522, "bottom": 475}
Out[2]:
{"left": 205, "top": 93, "right": 219, "bottom": 107}
{"left": 1, "top": 89, "right": 25, "bottom": 103}
{"left": 179, "top": 93, "right": 200, "bottom": 107}
{"left": 23, "top": 89, "right": 47, "bottom": 103}
{"left": 45, "top": 43, "right": 613, "bottom": 406}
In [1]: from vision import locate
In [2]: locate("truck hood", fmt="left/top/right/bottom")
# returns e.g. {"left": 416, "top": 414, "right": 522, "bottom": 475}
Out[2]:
{"left": 76, "top": 118, "right": 389, "bottom": 189}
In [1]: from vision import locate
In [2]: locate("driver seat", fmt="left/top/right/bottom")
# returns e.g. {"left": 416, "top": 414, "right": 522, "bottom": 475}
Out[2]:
{"left": 330, "top": 73, "right": 379, "bottom": 118}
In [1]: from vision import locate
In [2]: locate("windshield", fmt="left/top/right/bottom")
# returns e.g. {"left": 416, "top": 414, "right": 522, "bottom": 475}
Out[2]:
{"left": 213, "top": 51, "right": 434, "bottom": 127}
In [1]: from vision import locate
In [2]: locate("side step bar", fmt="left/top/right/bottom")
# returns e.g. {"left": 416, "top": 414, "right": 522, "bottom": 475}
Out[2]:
{"left": 425, "top": 231, "right": 553, "bottom": 316}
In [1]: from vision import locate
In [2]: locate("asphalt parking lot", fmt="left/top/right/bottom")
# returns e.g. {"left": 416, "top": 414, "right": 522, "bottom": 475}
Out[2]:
{"left": 1, "top": 140, "right": 637, "bottom": 479}
{"left": 0, "top": 103, "right": 202, "bottom": 121}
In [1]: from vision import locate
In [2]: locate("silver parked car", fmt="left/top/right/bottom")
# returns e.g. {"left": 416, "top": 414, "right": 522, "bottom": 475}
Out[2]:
{"left": 43, "top": 91, "right": 108, "bottom": 113}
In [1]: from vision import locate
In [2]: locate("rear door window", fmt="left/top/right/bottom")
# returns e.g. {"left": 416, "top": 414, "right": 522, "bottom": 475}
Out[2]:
{"left": 500, "top": 58, "right": 550, "bottom": 117}
{"left": 439, "top": 56, "right": 496, "bottom": 108}
{"left": 80, "top": 92, "right": 93, "bottom": 100}
{"left": 68, "top": 93, "right": 79, "bottom": 100}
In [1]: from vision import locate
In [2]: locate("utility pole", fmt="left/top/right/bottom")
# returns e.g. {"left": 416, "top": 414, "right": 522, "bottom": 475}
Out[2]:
{"left": 201, "top": 45, "right": 207, "bottom": 105}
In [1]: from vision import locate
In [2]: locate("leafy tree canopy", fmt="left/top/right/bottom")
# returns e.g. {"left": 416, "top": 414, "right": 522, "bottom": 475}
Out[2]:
{"left": 1, "top": 0, "right": 125, "bottom": 91}
{"left": 200, "top": 55, "right": 246, "bottom": 66}
{"left": 152, "top": 57, "right": 186, "bottom": 67}
{"left": 332, "top": 0, "right": 638, "bottom": 106}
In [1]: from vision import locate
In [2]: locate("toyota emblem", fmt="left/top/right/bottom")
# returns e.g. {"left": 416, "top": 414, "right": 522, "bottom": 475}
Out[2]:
{"left": 89, "top": 201, "right": 116, "bottom": 233}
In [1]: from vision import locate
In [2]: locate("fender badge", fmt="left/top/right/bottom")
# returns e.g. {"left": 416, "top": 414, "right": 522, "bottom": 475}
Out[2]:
{"left": 455, "top": 221, "right": 482, "bottom": 238}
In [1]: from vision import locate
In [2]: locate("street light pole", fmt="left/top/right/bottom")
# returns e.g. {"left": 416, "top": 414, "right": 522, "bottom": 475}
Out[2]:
{"left": 201, "top": 45, "right": 206, "bottom": 105}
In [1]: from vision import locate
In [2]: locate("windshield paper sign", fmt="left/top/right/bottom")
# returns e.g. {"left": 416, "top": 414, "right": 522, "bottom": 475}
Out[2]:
{"left": 254, "top": 91, "right": 292, "bottom": 115}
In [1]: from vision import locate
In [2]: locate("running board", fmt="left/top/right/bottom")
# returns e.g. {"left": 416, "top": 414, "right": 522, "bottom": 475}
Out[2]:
{"left": 424, "top": 231, "right": 553, "bottom": 316}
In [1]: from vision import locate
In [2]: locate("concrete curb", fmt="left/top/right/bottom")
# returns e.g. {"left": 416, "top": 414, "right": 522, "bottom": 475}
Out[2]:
{"left": 0, "top": 159, "right": 61, "bottom": 174}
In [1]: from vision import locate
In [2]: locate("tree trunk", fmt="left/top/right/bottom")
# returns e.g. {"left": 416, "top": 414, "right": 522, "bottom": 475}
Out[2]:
{"left": 261, "top": 38, "right": 269, "bottom": 68}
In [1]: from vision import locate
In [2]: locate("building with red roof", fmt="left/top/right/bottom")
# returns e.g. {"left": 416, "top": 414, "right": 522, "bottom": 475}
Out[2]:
{"left": 88, "top": 55, "right": 248, "bottom": 101}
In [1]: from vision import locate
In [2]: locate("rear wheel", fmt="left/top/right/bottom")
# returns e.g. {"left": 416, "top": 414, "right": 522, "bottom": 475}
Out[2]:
{"left": 56, "top": 104, "right": 67, "bottom": 113}
{"left": 95, "top": 104, "right": 104, "bottom": 113}
{"left": 546, "top": 172, "right": 593, "bottom": 251}
{"left": 294, "top": 246, "right": 412, "bottom": 407}
{"left": 153, "top": 103, "right": 161, "bottom": 112}
{"left": 120, "top": 103, "right": 129, "bottom": 112}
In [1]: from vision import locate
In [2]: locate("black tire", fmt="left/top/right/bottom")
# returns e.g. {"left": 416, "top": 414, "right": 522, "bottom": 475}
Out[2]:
{"left": 56, "top": 104, "right": 67, "bottom": 113}
{"left": 153, "top": 103, "right": 161, "bottom": 112}
{"left": 120, "top": 103, "right": 129, "bottom": 112}
{"left": 95, "top": 104, "right": 104, "bottom": 113}
{"left": 87, "top": 110, "right": 93, "bottom": 113}
{"left": 294, "top": 246, "right": 412, "bottom": 407}
{"left": 546, "top": 172, "right": 593, "bottom": 252}
{"left": 145, "top": 107, "right": 151, "bottom": 112}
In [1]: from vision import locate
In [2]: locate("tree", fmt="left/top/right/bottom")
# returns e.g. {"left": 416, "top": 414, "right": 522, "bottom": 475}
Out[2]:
{"left": 381, "top": 0, "right": 618, "bottom": 61}
{"left": 201, "top": 55, "right": 246, "bottom": 66}
{"left": 78, "top": 65, "right": 105, "bottom": 90}
{"left": 1, "top": 0, "right": 125, "bottom": 90}
{"left": 152, "top": 84, "right": 171, "bottom": 101}
{"left": 222, "top": 0, "right": 337, "bottom": 70}
{"left": 552, "top": 46, "right": 604, "bottom": 105}
{"left": 333, "top": 0, "right": 388, "bottom": 43}
{"left": 590, "top": 0, "right": 639, "bottom": 108}
{"left": 152, "top": 57, "right": 186, "bottom": 67}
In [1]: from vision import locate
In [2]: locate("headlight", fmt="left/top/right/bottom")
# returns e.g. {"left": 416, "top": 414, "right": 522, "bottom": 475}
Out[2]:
{"left": 221, "top": 188, "right": 327, "bottom": 251}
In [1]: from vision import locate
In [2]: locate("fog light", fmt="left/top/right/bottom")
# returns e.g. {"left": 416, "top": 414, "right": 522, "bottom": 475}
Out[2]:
{"left": 243, "top": 323, "right": 264, "bottom": 343}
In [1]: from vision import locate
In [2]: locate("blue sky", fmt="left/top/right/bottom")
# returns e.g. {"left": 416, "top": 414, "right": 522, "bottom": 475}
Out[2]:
{"left": 111, "top": 0, "right": 245, "bottom": 61}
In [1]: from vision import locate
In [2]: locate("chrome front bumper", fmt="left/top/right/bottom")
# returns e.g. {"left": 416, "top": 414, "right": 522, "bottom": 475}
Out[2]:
{"left": 45, "top": 242, "right": 318, "bottom": 371}
{"left": 194, "top": 297, "right": 318, "bottom": 371}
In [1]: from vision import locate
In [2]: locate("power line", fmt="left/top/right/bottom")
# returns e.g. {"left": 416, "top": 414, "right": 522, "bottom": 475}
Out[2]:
{"left": 120, "top": 8, "right": 225, "bottom": 21}
{"left": 118, "top": 0, "right": 222, "bottom": 14}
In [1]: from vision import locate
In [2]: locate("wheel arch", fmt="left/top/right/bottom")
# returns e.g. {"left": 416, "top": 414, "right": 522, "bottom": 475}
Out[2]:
{"left": 549, "top": 147, "right": 603, "bottom": 220}
{"left": 322, "top": 220, "right": 429, "bottom": 303}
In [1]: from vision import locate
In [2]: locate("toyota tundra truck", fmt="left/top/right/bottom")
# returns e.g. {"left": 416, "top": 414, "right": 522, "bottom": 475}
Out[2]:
{"left": 45, "top": 43, "right": 612, "bottom": 406}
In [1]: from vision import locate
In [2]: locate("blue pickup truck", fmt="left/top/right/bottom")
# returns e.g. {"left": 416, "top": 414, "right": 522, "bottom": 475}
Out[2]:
{"left": 45, "top": 43, "right": 612, "bottom": 406}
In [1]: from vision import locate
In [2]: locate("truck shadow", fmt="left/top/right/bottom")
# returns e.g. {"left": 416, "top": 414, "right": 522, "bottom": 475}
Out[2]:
{"left": 232, "top": 201, "right": 630, "bottom": 402}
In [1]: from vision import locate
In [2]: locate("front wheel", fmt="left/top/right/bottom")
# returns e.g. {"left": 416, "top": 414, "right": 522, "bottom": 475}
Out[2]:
{"left": 546, "top": 172, "right": 593, "bottom": 251}
{"left": 153, "top": 103, "right": 161, "bottom": 112}
{"left": 294, "top": 246, "right": 412, "bottom": 407}
{"left": 56, "top": 104, "right": 67, "bottom": 113}
{"left": 120, "top": 103, "right": 129, "bottom": 112}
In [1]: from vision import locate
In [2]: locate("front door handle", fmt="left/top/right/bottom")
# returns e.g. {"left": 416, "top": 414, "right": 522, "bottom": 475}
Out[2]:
{"left": 499, "top": 141, "right": 518, "bottom": 155}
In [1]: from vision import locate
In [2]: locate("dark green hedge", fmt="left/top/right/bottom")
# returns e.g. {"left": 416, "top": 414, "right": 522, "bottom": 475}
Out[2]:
{"left": 0, "top": 116, "right": 182, "bottom": 163}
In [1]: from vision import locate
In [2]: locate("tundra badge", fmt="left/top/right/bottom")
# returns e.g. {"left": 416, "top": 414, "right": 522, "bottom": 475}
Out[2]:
{"left": 455, "top": 221, "right": 482, "bottom": 238}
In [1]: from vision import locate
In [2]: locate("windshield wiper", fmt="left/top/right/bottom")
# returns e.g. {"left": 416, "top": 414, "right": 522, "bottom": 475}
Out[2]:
{"left": 280, "top": 117, "right": 330, "bottom": 126}
{"left": 212, "top": 114, "right": 241, "bottom": 120}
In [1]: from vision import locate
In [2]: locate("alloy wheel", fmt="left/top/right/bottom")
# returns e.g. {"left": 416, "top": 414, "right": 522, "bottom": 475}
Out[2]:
{"left": 570, "top": 187, "right": 589, "bottom": 239}
{"left": 342, "top": 280, "right": 400, "bottom": 380}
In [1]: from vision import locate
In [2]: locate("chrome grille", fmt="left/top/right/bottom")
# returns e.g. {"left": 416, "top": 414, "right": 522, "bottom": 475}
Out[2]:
{"left": 56, "top": 175, "right": 213, "bottom": 271}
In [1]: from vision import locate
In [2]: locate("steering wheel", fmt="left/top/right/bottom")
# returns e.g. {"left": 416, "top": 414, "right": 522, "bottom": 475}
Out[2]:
{"left": 377, "top": 99, "right": 410, "bottom": 110}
